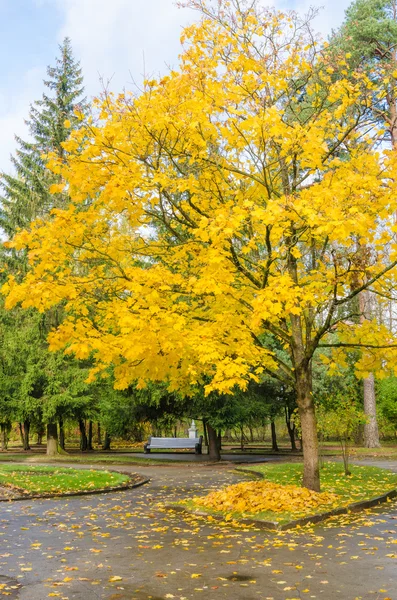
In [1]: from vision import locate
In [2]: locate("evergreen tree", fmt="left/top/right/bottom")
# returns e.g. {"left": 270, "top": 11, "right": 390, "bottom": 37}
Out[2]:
{"left": 329, "top": 0, "right": 397, "bottom": 448}
{"left": 0, "top": 38, "right": 88, "bottom": 455}
{"left": 0, "top": 37, "right": 86, "bottom": 238}
{"left": 333, "top": 0, "right": 397, "bottom": 147}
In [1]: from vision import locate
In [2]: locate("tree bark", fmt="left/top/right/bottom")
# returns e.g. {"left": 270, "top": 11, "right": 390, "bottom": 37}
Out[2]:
{"left": 97, "top": 423, "right": 102, "bottom": 446}
{"left": 285, "top": 407, "right": 297, "bottom": 451}
{"left": 359, "top": 291, "right": 381, "bottom": 447}
{"left": 37, "top": 426, "right": 45, "bottom": 445}
{"left": 79, "top": 419, "right": 88, "bottom": 451}
{"left": 18, "top": 422, "right": 24, "bottom": 447}
{"left": 59, "top": 417, "right": 65, "bottom": 450}
{"left": 23, "top": 420, "right": 30, "bottom": 451}
{"left": 87, "top": 421, "right": 93, "bottom": 451}
{"left": 102, "top": 432, "right": 111, "bottom": 451}
{"left": 0, "top": 423, "right": 8, "bottom": 451}
{"left": 207, "top": 423, "right": 220, "bottom": 460}
{"left": 296, "top": 366, "right": 320, "bottom": 491}
{"left": 202, "top": 419, "right": 209, "bottom": 448}
{"left": 363, "top": 373, "right": 381, "bottom": 447}
{"left": 271, "top": 420, "right": 279, "bottom": 452}
{"left": 46, "top": 423, "right": 58, "bottom": 456}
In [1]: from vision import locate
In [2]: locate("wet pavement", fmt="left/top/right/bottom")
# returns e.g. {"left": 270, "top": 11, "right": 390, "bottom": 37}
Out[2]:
{"left": 0, "top": 460, "right": 396, "bottom": 599}
{"left": 123, "top": 452, "right": 287, "bottom": 463}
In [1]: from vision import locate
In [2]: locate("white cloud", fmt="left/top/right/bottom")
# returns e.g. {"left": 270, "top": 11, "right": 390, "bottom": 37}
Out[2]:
{"left": 0, "top": 0, "right": 350, "bottom": 177}
{"left": 55, "top": 0, "right": 197, "bottom": 96}
{"left": 0, "top": 66, "right": 46, "bottom": 175}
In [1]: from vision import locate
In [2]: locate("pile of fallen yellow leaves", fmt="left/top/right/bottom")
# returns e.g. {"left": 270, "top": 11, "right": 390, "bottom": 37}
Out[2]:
{"left": 192, "top": 481, "right": 339, "bottom": 517}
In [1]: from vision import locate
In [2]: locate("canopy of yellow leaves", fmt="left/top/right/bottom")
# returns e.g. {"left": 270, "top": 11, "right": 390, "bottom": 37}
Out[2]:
{"left": 192, "top": 480, "right": 339, "bottom": 517}
{"left": 3, "top": 1, "right": 397, "bottom": 395}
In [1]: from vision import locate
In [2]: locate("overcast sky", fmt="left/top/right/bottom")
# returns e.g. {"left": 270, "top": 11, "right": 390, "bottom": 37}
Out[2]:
{"left": 0, "top": 0, "right": 351, "bottom": 175}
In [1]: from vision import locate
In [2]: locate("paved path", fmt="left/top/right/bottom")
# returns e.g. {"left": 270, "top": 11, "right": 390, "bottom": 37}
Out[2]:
{"left": 0, "top": 460, "right": 396, "bottom": 599}
{"left": 116, "top": 452, "right": 287, "bottom": 463}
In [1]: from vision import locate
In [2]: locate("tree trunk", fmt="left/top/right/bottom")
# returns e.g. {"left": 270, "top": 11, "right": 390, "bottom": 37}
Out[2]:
{"left": 79, "top": 419, "right": 88, "bottom": 451}
{"left": 1, "top": 424, "right": 8, "bottom": 451}
{"left": 59, "top": 417, "right": 65, "bottom": 450}
{"left": 87, "top": 421, "right": 93, "bottom": 451}
{"left": 359, "top": 291, "right": 381, "bottom": 448}
{"left": 37, "top": 426, "right": 45, "bottom": 445}
{"left": 97, "top": 423, "right": 102, "bottom": 446}
{"left": 23, "top": 420, "right": 30, "bottom": 451}
{"left": 18, "top": 422, "right": 24, "bottom": 447}
{"left": 296, "top": 366, "right": 320, "bottom": 492}
{"left": 207, "top": 423, "right": 220, "bottom": 460}
{"left": 363, "top": 373, "right": 381, "bottom": 447}
{"left": 271, "top": 420, "right": 279, "bottom": 452}
{"left": 202, "top": 419, "right": 209, "bottom": 448}
{"left": 285, "top": 407, "right": 297, "bottom": 451}
{"left": 102, "top": 431, "right": 111, "bottom": 451}
{"left": 46, "top": 423, "right": 58, "bottom": 456}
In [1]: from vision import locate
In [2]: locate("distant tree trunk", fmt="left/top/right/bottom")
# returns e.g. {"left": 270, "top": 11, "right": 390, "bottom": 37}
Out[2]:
{"left": 102, "top": 432, "right": 111, "bottom": 451}
{"left": 249, "top": 426, "right": 254, "bottom": 443}
{"left": 46, "top": 423, "right": 58, "bottom": 456}
{"left": 97, "top": 423, "right": 102, "bottom": 446}
{"left": 240, "top": 426, "right": 245, "bottom": 451}
{"left": 202, "top": 419, "right": 209, "bottom": 448}
{"left": 271, "top": 420, "right": 279, "bottom": 452}
{"left": 59, "top": 417, "right": 65, "bottom": 450}
{"left": 23, "top": 420, "right": 30, "bottom": 451}
{"left": 37, "top": 426, "right": 45, "bottom": 445}
{"left": 1, "top": 424, "right": 8, "bottom": 451}
{"left": 285, "top": 407, "right": 297, "bottom": 451}
{"left": 207, "top": 423, "right": 220, "bottom": 460}
{"left": 79, "top": 419, "right": 88, "bottom": 451}
{"left": 217, "top": 430, "right": 222, "bottom": 452}
{"left": 363, "top": 373, "right": 381, "bottom": 448}
{"left": 359, "top": 292, "right": 381, "bottom": 448}
{"left": 87, "top": 421, "right": 93, "bottom": 450}
{"left": 18, "top": 422, "right": 24, "bottom": 447}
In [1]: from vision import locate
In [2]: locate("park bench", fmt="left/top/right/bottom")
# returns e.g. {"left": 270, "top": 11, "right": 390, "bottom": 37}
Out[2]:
{"left": 144, "top": 436, "right": 203, "bottom": 455}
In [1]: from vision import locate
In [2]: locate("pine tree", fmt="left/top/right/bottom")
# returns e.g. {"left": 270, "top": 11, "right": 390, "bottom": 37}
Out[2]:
{"left": 0, "top": 37, "right": 86, "bottom": 238}
{"left": 333, "top": 0, "right": 397, "bottom": 147}
{"left": 331, "top": 0, "right": 397, "bottom": 448}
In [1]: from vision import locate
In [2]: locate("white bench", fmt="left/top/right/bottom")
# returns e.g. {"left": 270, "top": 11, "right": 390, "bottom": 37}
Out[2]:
{"left": 144, "top": 436, "right": 203, "bottom": 455}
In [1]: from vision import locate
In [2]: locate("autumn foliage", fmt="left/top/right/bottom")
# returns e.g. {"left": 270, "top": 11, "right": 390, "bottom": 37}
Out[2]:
{"left": 192, "top": 480, "right": 338, "bottom": 517}
{"left": 4, "top": 0, "right": 397, "bottom": 489}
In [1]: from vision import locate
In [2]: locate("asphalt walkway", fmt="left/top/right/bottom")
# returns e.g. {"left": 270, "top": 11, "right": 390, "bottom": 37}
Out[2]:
{"left": 0, "top": 459, "right": 396, "bottom": 599}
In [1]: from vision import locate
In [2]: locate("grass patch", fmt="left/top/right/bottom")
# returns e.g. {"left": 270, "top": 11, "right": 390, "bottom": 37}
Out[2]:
{"left": 182, "top": 462, "right": 397, "bottom": 525}
{"left": 0, "top": 464, "right": 130, "bottom": 495}
{"left": 0, "top": 453, "right": 190, "bottom": 466}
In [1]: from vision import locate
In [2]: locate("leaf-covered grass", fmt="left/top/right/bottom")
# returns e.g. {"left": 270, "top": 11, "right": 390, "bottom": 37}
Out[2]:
{"left": 183, "top": 462, "right": 397, "bottom": 525}
{"left": 0, "top": 464, "right": 130, "bottom": 495}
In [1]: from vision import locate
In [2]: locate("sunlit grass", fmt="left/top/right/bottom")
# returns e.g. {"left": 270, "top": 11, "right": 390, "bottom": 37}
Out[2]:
{"left": 0, "top": 464, "right": 129, "bottom": 495}
{"left": 182, "top": 463, "right": 397, "bottom": 525}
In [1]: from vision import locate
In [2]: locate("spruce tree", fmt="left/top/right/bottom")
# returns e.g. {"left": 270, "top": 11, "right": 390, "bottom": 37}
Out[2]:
{"left": 0, "top": 37, "right": 86, "bottom": 237}
{"left": 0, "top": 38, "right": 87, "bottom": 455}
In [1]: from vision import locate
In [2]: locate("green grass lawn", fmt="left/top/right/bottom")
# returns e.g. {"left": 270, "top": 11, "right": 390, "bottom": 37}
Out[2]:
{"left": 0, "top": 464, "right": 130, "bottom": 495}
{"left": 181, "top": 462, "right": 397, "bottom": 525}
{"left": 0, "top": 453, "right": 189, "bottom": 466}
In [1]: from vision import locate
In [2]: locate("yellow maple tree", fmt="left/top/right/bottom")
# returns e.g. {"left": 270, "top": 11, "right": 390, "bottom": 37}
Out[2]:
{"left": 4, "top": 0, "right": 397, "bottom": 490}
